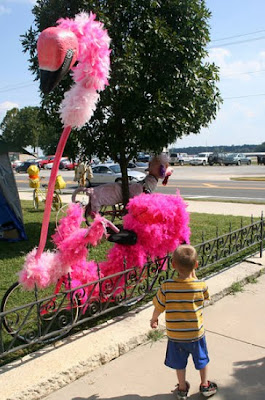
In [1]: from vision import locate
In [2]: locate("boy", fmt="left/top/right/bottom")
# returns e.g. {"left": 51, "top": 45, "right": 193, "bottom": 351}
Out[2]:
{"left": 150, "top": 245, "right": 217, "bottom": 399}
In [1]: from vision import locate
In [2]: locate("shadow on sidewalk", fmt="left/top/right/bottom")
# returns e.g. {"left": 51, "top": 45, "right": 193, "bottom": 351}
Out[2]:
{"left": 72, "top": 357, "right": 265, "bottom": 400}
{"left": 73, "top": 396, "right": 173, "bottom": 400}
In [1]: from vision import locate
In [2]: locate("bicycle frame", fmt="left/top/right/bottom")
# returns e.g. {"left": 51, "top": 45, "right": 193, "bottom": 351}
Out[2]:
{"left": 33, "top": 185, "right": 62, "bottom": 211}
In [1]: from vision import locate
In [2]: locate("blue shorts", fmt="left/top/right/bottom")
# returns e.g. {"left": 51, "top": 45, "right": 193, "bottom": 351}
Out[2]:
{"left": 165, "top": 336, "right": 209, "bottom": 370}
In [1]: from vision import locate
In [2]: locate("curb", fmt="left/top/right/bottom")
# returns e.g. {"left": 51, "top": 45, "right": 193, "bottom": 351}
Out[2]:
{"left": 1, "top": 255, "right": 264, "bottom": 400}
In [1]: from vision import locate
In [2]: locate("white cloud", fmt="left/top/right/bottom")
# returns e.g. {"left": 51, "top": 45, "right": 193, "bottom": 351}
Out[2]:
{"left": 4, "top": 0, "right": 36, "bottom": 3}
{"left": 207, "top": 47, "right": 265, "bottom": 81}
{"left": 0, "top": 101, "right": 19, "bottom": 122}
{"left": 0, "top": 5, "right": 11, "bottom": 15}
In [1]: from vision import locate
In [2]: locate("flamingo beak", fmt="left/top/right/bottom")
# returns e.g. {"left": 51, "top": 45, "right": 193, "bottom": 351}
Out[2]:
{"left": 37, "top": 27, "right": 78, "bottom": 94}
{"left": 39, "top": 49, "right": 75, "bottom": 94}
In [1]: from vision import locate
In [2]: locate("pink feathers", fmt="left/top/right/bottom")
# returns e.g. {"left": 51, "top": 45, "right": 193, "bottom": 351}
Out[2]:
{"left": 19, "top": 204, "right": 108, "bottom": 290}
{"left": 57, "top": 12, "right": 111, "bottom": 128}
{"left": 18, "top": 248, "right": 71, "bottom": 290}
{"left": 100, "top": 192, "right": 190, "bottom": 277}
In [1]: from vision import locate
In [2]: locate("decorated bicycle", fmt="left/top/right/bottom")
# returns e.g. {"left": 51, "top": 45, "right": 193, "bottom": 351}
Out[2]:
{"left": 27, "top": 164, "right": 65, "bottom": 210}
{"left": 1, "top": 12, "right": 190, "bottom": 345}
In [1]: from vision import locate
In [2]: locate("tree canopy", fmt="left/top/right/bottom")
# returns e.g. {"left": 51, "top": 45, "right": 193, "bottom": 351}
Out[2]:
{"left": 22, "top": 0, "right": 222, "bottom": 201}
{"left": 0, "top": 106, "right": 44, "bottom": 151}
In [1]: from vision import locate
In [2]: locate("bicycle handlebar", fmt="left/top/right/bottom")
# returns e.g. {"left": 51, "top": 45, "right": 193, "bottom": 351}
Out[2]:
{"left": 71, "top": 187, "right": 91, "bottom": 203}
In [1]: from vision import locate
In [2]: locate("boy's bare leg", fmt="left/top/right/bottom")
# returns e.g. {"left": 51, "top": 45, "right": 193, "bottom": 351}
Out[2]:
{"left": 199, "top": 365, "right": 208, "bottom": 386}
{"left": 176, "top": 369, "right": 187, "bottom": 390}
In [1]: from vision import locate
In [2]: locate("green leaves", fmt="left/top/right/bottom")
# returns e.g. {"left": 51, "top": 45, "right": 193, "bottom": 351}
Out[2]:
{"left": 19, "top": 0, "right": 221, "bottom": 200}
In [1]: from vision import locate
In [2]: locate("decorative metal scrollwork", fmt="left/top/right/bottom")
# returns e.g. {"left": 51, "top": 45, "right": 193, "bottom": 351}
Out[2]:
{"left": 1, "top": 216, "right": 264, "bottom": 358}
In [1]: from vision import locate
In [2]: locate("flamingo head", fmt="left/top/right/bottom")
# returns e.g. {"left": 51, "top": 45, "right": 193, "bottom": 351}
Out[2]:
{"left": 37, "top": 27, "right": 79, "bottom": 94}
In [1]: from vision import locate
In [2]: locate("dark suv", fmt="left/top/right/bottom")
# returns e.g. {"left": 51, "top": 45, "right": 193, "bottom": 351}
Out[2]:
{"left": 208, "top": 153, "right": 226, "bottom": 166}
{"left": 15, "top": 161, "right": 40, "bottom": 173}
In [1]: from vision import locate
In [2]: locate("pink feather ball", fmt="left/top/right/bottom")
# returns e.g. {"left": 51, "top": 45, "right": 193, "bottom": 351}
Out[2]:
{"left": 100, "top": 192, "right": 190, "bottom": 277}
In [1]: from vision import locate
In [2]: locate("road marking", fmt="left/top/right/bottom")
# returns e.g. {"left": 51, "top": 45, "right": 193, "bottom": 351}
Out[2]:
{"left": 202, "top": 183, "right": 219, "bottom": 188}
{"left": 15, "top": 180, "right": 265, "bottom": 190}
{"left": 158, "top": 183, "right": 265, "bottom": 190}
{"left": 16, "top": 180, "right": 75, "bottom": 184}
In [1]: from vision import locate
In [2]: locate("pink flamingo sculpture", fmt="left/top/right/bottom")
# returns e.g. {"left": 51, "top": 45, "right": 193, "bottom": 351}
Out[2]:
{"left": 19, "top": 12, "right": 190, "bottom": 301}
{"left": 19, "top": 12, "right": 112, "bottom": 286}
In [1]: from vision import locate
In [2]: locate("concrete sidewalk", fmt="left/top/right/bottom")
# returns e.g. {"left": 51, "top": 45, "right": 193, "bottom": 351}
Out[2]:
{"left": 42, "top": 274, "right": 265, "bottom": 400}
{"left": 1, "top": 193, "right": 263, "bottom": 399}
{"left": 18, "top": 190, "right": 265, "bottom": 217}
{"left": 1, "top": 253, "right": 264, "bottom": 400}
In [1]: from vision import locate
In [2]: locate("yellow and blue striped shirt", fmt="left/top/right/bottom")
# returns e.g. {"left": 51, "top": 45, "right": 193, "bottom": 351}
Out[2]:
{"left": 153, "top": 277, "right": 209, "bottom": 342}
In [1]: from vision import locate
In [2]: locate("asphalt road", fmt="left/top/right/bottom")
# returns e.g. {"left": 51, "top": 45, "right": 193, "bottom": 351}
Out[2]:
{"left": 14, "top": 164, "right": 265, "bottom": 202}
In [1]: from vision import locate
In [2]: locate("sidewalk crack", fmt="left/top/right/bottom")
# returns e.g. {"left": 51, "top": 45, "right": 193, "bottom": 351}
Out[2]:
{"left": 206, "top": 329, "right": 265, "bottom": 349}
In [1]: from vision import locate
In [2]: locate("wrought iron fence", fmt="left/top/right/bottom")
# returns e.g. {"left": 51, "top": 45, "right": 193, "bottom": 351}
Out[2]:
{"left": 0, "top": 214, "right": 264, "bottom": 360}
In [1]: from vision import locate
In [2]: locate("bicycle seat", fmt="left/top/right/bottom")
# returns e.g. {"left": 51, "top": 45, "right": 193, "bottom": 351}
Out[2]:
{"left": 42, "top": 184, "right": 48, "bottom": 188}
{"left": 107, "top": 229, "right": 137, "bottom": 245}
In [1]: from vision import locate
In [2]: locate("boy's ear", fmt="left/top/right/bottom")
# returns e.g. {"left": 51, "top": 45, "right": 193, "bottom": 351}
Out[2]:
{"left": 194, "top": 260, "right": 199, "bottom": 269}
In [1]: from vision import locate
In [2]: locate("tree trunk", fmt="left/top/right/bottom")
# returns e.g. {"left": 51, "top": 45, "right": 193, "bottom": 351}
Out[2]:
{"left": 119, "top": 150, "right": 129, "bottom": 206}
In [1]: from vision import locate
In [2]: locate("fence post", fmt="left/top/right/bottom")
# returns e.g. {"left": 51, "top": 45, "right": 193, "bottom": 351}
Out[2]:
{"left": 260, "top": 212, "right": 264, "bottom": 257}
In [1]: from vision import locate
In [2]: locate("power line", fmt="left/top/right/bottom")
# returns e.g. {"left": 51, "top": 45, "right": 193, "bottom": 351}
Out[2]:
{"left": 208, "top": 35, "right": 265, "bottom": 49}
{"left": 211, "top": 29, "right": 265, "bottom": 42}
{"left": 0, "top": 83, "right": 37, "bottom": 93}
{"left": 224, "top": 93, "right": 265, "bottom": 100}
{"left": 222, "top": 68, "right": 265, "bottom": 78}
{"left": 0, "top": 80, "right": 34, "bottom": 90}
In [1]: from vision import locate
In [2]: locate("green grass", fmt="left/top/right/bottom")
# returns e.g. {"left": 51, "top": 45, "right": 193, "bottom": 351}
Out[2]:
{"left": 0, "top": 201, "right": 261, "bottom": 364}
{"left": 247, "top": 276, "right": 258, "bottom": 284}
{"left": 147, "top": 329, "right": 165, "bottom": 342}
{"left": 0, "top": 202, "right": 255, "bottom": 300}
{"left": 230, "top": 281, "right": 244, "bottom": 294}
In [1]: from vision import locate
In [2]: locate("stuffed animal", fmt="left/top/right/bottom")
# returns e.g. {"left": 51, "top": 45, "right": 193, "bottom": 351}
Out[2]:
{"left": 72, "top": 154, "right": 173, "bottom": 214}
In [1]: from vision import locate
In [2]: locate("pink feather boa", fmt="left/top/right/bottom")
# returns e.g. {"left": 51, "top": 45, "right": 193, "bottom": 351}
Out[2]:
{"left": 100, "top": 192, "right": 190, "bottom": 277}
{"left": 19, "top": 204, "right": 108, "bottom": 290}
{"left": 57, "top": 12, "right": 111, "bottom": 128}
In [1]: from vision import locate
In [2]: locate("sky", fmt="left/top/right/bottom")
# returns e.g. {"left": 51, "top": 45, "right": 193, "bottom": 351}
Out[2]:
{"left": 0, "top": 0, "right": 265, "bottom": 149}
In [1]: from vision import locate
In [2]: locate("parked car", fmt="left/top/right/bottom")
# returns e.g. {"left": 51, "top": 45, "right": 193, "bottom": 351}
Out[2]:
{"left": 65, "top": 161, "right": 78, "bottom": 170}
{"left": 190, "top": 152, "right": 213, "bottom": 166}
{"left": 169, "top": 153, "right": 179, "bottom": 165}
{"left": 39, "top": 155, "right": 56, "bottom": 169}
{"left": 257, "top": 155, "right": 265, "bottom": 165}
{"left": 45, "top": 157, "right": 69, "bottom": 169}
{"left": 128, "top": 161, "right": 149, "bottom": 172}
{"left": 137, "top": 152, "right": 150, "bottom": 162}
{"left": 208, "top": 152, "right": 227, "bottom": 166}
{"left": 11, "top": 159, "right": 22, "bottom": 169}
{"left": 59, "top": 157, "right": 70, "bottom": 169}
{"left": 169, "top": 153, "right": 193, "bottom": 166}
{"left": 223, "top": 153, "right": 251, "bottom": 166}
{"left": 91, "top": 163, "right": 146, "bottom": 184}
{"left": 15, "top": 160, "right": 40, "bottom": 173}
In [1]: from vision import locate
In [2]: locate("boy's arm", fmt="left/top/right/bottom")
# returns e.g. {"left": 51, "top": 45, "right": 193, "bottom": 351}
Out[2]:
{"left": 151, "top": 286, "right": 165, "bottom": 328}
{"left": 150, "top": 307, "right": 162, "bottom": 329}
{"left": 203, "top": 283, "right": 210, "bottom": 301}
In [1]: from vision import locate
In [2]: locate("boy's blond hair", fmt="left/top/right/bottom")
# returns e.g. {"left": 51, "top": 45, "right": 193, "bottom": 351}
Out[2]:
{"left": 172, "top": 245, "right": 198, "bottom": 272}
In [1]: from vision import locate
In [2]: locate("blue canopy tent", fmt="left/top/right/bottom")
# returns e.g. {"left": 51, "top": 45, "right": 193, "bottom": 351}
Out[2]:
{"left": 0, "top": 139, "right": 29, "bottom": 241}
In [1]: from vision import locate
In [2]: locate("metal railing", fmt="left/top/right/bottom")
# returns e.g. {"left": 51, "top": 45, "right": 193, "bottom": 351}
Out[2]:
{"left": 0, "top": 214, "right": 264, "bottom": 359}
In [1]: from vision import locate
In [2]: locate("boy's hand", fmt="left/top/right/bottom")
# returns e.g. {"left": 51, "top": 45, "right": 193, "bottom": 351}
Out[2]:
{"left": 150, "top": 317, "right": 158, "bottom": 329}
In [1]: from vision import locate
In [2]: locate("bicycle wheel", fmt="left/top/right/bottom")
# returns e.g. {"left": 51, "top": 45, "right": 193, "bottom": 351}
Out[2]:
{"left": 113, "top": 203, "right": 125, "bottom": 222}
{"left": 100, "top": 205, "right": 117, "bottom": 223}
{"left": 33, "top": 189, "right": 39, "bottom": 209}
{"left": 52, "top": 192, "right": 62, "bottom": 211}
{"left": 1, "top": 282, "right": 79, "bottom": 344}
